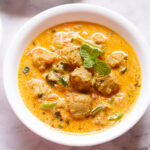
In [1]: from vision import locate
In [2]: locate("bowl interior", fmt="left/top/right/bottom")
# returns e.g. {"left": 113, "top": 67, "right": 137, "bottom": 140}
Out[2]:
{"left": 3, "top": 4, "right": 150, "bottom": 146}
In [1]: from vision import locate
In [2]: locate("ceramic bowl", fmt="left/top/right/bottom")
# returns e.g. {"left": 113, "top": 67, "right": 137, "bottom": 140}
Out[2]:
{"left": 0, "top": 18, "right": 2, "bottom": 46}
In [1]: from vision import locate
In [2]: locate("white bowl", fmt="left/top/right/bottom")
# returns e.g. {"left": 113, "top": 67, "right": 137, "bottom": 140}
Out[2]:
{"left": 0, "top": 18, "right": 2, "bottom": 46}
{"left": 3, "top": 3, "right": 150, "bottom": 146}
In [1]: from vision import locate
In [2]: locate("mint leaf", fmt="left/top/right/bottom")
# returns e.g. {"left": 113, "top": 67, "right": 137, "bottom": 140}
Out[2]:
{"left": 93, "top": 59, "right": 111, "bottom": 75}
{"left": 75, "top": 37, "right": 104, "bottom": 55}
{"left": 80, "top": 44, "right": 94, "bottom": 68}
{"left": 80, "top": 43, "right": 111, "bottom": 75}
{"left": 83, "top": 59, "right": 95, "bottom": 68}
{"left": 80, "top": 44, "right": 101, "bottom": 68}
{"left": 80, "top": 44, "right": 100, "bottom": 60}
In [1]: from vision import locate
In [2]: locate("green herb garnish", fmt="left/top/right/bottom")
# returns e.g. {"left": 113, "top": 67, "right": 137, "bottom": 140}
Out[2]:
{"left": 51, "top": 29, "right": 56, "bottom": 33}
{"left": 22, "top": 66, "right": 30, "bottom": 75}
{"left": 107, "top": 112, "right": 123, "bottom": 121}
{"left": 55, "top": 73, "right": 68, "bottom": 86}
{"left": 80, "top": 44, "right": 100, "bottom": 68}
{"left": 60, "top": 62, "right": 68, "bottom": 70}
{"left": 75, "top": 37, "right": 104, "bottom": 55}
{"left": 47, "top": 80, "right": 57, "bottom": 86}
{"left": 46, "top": 74, "right": 57, "bottom": 86}
{"left": 120, "top": 67, "right": 127, "bottom": 74}
{"left": 93, "top": 59, "right": 111, "bottom": 75}
{"left": 90, "top": 105, "right": 107, "bottom": 116}
{"left": 55, "top": 111, "right": 61, "bottom": 118}
{"left": 40, "top": 102, "right": 57, "bottom": 110}
{"left": 38, "top": 93, "right": 43, "bottom": 98}
{"left": 58, "top": 76, "right": 68, "bottom": 86}
{"left": 80, "top": 44, "right": 111, "bottom": 75}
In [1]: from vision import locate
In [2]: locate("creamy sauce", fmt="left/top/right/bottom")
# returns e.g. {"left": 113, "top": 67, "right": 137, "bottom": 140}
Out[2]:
{"left": 18, "top": 22, "right": 141, "bottom": 133}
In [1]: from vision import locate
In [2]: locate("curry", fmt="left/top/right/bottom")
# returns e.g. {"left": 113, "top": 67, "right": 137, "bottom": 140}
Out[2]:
{"left": 18, "top": 22, "right": 141, "bottom": 133}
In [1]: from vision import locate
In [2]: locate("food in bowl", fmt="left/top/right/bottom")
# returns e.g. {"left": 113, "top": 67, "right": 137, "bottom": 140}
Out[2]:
{"left": 18, "top": 22, "right": 141, "bottom": 133}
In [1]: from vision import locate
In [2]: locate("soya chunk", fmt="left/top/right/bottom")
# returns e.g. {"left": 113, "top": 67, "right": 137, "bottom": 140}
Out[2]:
{"left": 91, "top": 32, "right": 107, "bottom": 44}
{"left": 32, "top": 48, "right": 58, "bottom": 71}
{"left": 93, "top": 111, "right": 106, "bottom": 125}
{"left": 46, "top": 71, "right": 58, "bottom": 86}
{"left": 59, "top": 46, "right": 82, "bottom": 68}
{"left": 106, "top": 51, "right": 127, "bottom": 68}
{"left": 52, "top": 31, "right": 78, "bottom": 49}
{"left": 66, "top": 93, "right": 92, "bottom": 119}
{"left": 27, "top": 78, "right": 51, "bottom": 99}
{"left": 94, "top": 73, "right": 120, "bottom": 96}
{"left": 52, "top": 62, "right": 68, "bottom": 73}
{"left": 70, "top": 66, "right": 92, "bottom": 92}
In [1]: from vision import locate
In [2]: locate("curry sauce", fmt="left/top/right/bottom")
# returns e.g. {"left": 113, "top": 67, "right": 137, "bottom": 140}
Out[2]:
{"left": 18, "top": 22, "right": 141, "bottom": 133}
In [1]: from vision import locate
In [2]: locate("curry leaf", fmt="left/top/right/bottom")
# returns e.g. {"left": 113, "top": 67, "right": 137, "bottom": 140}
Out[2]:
{"left": 93, "top": 59, "right": 111, "bottom": 75}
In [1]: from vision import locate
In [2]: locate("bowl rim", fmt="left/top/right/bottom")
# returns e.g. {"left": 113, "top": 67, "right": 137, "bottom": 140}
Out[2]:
{"left": 3, "top": 3, "right": 150, "bottom": 146}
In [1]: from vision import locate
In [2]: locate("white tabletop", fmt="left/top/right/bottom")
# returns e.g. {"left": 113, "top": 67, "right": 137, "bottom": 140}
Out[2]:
{"left": 0, "top": 0, "right": 150, "bottom": 149}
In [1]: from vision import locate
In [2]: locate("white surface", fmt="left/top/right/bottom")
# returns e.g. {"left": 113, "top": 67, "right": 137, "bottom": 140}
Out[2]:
{"left": 0, "top": 18, "right": 2, "bottom": 46}
{"left": 1, "top": 0, "right": 150, "bottom": 149}
{"left": 3, "top": 3, "right": 150, "bottom": 147}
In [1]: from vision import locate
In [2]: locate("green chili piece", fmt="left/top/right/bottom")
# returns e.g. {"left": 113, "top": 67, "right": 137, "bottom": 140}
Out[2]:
{"left": 40, "top": 102, "right": 57, "bottom": 110}
{"left": 107, "top": 112, "right": 123, "bottom": 121}
{"left": 90, "top": 105, "right": 106, "bottom": 116}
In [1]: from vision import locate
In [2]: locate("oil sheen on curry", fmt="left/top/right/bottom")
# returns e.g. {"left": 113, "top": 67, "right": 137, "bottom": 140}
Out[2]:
{"left": 18, "top": 22, "right": 141, "bottom": 133}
